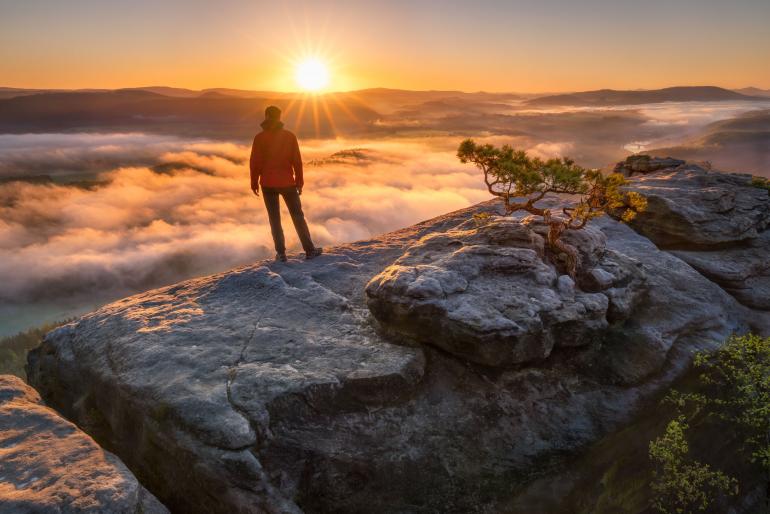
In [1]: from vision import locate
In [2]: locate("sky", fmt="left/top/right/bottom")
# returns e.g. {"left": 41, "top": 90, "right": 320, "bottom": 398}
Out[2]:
{"left": 1, "top": 0, "right": 769, "bottom": 92}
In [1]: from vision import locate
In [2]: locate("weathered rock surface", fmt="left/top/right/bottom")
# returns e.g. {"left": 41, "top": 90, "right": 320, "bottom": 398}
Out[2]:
{"left": 27, "top": 189, "right": 751, "bottom": 513}
{"left": 365, "top": 216, "right": 646, "bottom": 367}
{"left": 613, "top": 154, "right": 685, "bottom": 176}
{"left": 28, "top": 262, "right": 425, "bottom": 514}
{"left": 618, "top": 160, "right": 770, "bottom": 320}
{"left": 0, "top": 375, "right": 167, "bottom": 514}
{"left": 672, "top": 230, "right": 770, "bottom": 310}
{"left": 619, "top": 163, "right": 770, "bottom": 246}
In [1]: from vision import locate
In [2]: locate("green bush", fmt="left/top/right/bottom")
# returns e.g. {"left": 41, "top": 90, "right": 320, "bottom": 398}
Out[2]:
{"left": 651, "top": 333, "right": 770, "bottom": 512}
{"left": 649, "top": 417, "right": 737, "bottom": 513}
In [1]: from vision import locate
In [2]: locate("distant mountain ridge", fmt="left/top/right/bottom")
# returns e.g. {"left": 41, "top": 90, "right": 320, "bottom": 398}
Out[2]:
{"left": 6, "top": 84, "right": 767, "bottom": 102}
{"left": 525, "top": 86, "right": 769, "bottom": 106}
{"left": 0, "top": 87, "right": 523, "bottom": 138}
{"left": 649, "top": 109, "right": 770, "bottom": 174}
{"left": 0, "top": 89, "right": 381, "bottom": 139}
{"left": 0, "top": 85, "right": 518, "bottom": 101}
{"left": 734, "top": 87, "right": 770, "bottom": 98}
{"left": 3, "top": 85, "right": 768, "bottom": 110}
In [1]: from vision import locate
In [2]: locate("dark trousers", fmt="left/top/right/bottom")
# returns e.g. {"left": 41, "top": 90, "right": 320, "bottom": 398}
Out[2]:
{"left": 262, "top": 187, "right": 315, "bottom": 255}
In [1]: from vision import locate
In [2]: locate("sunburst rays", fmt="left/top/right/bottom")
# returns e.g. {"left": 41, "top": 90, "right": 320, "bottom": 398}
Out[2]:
{"left": 239, "top": 10, "right": 370, "bottom": 139}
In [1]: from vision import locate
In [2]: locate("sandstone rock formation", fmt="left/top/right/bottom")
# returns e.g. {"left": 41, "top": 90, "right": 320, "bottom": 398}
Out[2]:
{"left": 27, "top": 178, "right": 753, "bottom": 513}
{"left": 618, "top": 160, "right": 770, "bottom": 246}
{"left": 615, "top": 156, "right": 770, "bottom": 330}
{"left": 613, "top": 154, "right": 685, "bottom": 176}
{"left": 365, "top": 216, "right": 646, "bottom": 367}
{"left": 0, "top": 374, "right": 168, "bottom": 514}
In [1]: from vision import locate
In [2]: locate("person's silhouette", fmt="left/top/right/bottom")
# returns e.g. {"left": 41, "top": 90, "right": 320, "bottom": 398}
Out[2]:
{"left": 250, "top": 106, "right": 322, "bottom": 262}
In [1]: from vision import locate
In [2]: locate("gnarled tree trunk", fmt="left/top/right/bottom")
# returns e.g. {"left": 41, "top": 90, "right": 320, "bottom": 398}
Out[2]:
{"left": 545, "top": 214, "right": 580, "bottom": 278}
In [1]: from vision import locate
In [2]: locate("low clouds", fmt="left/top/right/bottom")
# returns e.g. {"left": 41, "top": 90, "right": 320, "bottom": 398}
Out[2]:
{"left": 0, "top": 133, "right": 199, "bottom": 178}
{"left": 0, "top": 134, "right": 489, "bottom": 309}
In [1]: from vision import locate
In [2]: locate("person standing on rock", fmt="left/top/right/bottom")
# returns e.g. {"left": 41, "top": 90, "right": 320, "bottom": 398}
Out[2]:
{"left": 250, "top": 105, "right": 322, "bottom": 262}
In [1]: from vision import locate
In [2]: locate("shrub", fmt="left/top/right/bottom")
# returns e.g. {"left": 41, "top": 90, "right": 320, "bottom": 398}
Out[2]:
{"left": 652, "top": 333, "right": 770, "bottom": 512}
{"left": 667, "top": 334, "right": 770, "bottom": 472}
{"left": 457, "top": 139, "right": 646, "bottom": 276}
{"left": 649, "top": 417, "right": 737, "bottom": 513}
{"left": 471, "top": 211, "right": 492, "bottom": 226}
{"left": 751, "top": 176, "right": 770, "bottom": 192}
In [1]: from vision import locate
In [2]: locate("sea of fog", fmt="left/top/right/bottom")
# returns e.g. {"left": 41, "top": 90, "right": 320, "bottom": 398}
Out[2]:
{"left": 511, "top": 100, "right": 770, "bottom": 152}
{"left": 1, "top": 100, "right": 767, "bottom": 336}
{"left": 0, "top": 135, "right": 489, "bottom": 335}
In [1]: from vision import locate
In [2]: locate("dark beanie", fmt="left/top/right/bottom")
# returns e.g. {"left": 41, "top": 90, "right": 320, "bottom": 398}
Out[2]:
{"left": 265, "top": 105, "right": 281, "bottom": 120}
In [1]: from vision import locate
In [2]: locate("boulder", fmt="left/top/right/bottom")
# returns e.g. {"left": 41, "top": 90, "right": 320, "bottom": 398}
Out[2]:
{"left": 613, "top": 154, "right": 685, "bottom": 176}
{"left": 365, "top": 216, "right": 647, "bottom": 367}
{"left": 615, "top": 159, "right": 770, "bottom": 317}
{"left": 27, "top": 196, "right": 750, "bottom": 513}
{"left": 0, "top": 375, "right": 167, "bottom": 514}
{"left": 619, "top": 164, "right": 770, "bottom": 246}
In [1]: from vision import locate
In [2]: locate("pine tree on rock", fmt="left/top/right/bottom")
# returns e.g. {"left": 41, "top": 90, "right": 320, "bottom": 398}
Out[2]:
{"left": 457, "top": 139, "right": 647, "bottom": 277}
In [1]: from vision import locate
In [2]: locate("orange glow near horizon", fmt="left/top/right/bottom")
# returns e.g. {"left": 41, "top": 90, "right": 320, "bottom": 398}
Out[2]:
{"left": 1, "top": 2, "right": 769, "bottom": 92}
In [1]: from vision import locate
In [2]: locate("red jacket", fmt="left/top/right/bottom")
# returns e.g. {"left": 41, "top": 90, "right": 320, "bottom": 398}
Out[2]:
{"left": 249, "top": 124, "right": 304, "bottom": 189}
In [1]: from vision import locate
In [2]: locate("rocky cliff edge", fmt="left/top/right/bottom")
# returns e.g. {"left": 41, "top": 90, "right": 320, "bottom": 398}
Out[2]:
{"left": 26, "top": 158, "right": 770, "bottom": 513}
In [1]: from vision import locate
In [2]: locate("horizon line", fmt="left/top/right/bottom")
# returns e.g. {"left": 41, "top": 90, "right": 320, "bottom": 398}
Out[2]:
{"left": 2, "top": 84, "right": 770, "bottom": 97}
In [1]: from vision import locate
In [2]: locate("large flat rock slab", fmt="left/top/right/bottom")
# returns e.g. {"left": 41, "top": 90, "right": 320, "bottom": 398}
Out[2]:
{"left": 29, "top": 255, "right": 425, "bottom": 513}
{"left": 0, "top": 375, "right": 167, "bottom": 514}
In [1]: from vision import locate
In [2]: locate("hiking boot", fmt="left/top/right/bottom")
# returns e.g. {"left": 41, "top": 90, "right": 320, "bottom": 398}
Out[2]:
{"left": 305, "top": 247, "right": 323, "bottom": 260}
{"left": 275, "top": 253, "right": 287, "bottom": 262}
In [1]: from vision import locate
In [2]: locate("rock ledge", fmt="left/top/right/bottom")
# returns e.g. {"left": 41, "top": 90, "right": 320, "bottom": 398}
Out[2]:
{"left": 0, "top": 375, "right": 167, "bottom": 514}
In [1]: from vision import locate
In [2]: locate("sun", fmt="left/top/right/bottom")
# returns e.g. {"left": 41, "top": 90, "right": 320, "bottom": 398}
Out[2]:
{"left": 295, "top": 58, "right": 330, "bottom": 92}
